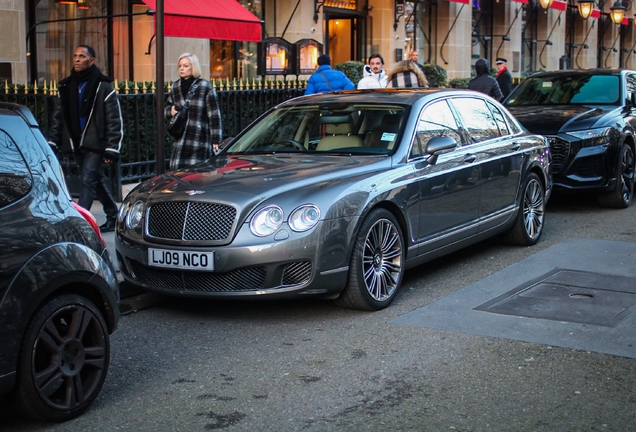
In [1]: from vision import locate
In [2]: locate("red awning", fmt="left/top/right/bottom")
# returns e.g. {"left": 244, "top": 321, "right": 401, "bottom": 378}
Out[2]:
{"left": 141, "top": 0, "right": 261, "bottom": 42}
{"left": 512, "top": 0, "right": 529, "bottom": 4}
{"left": 447, "top": 0, "right": 471, "bottom": 4}
{"left": 591, "top": 9, "right": 601, "bottom": 19}
{"left": 550, "top": 0, "right": 568, "bottom": 11}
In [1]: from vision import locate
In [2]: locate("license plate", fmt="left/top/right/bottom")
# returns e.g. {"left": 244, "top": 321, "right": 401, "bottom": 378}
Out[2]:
{"left": 148, "top": 248, "right": 214, "bottom": 271}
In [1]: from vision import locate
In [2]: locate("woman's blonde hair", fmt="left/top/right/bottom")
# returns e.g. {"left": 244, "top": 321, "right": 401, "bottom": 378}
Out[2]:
{"left": 387, "top": 60, "right": 428, "bottom": 87}
{"left": 177, "top": 53, "right": 202, "bottom": 79}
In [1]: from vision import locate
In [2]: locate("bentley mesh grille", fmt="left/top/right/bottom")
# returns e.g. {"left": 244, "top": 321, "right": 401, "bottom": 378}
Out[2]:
{"left": 147, "top": 202, "right": 237, "bottom": 241}
{"left": 129, "top": 260, "right": 266, "bottom": 292}
{"left": 282, "top": 261, "right": 312, "bottom": 286}
{"left": 547, "top": 136, "right": 570, "bottom": 173}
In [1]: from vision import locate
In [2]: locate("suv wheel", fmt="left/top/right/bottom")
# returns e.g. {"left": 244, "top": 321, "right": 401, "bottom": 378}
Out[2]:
{"left": 14, "top": 294, "right": 110, "bottom": 422}
{"left": 598, "top": 144, "right": 635, "bottom": 208}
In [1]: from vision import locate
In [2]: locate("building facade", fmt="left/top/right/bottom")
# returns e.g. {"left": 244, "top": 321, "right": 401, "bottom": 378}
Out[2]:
{"left": 1, "top": 0, "right": 635, "bottom": 86}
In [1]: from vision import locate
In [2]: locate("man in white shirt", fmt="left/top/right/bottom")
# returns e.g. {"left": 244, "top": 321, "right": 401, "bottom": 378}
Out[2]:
{"left": 357, "top": 54, "right": 388, "bottom": 89}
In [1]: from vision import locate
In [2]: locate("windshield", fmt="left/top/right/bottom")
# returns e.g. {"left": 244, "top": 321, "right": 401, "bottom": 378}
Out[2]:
{"left": 225, "top": 103, "right": 408, "bottom": 155}
{"left": 506, "top": 75, "right": 620, "bottom": 106}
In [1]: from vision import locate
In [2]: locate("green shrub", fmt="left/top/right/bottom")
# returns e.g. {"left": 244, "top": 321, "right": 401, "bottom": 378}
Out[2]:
{"left": 422, "top": 64, "right": 447, "bottom": 88}
{"left": 448, "top": 78, "right": 470, "bottom": 89}
{"left": 335, "top": 61, "right": 365, "bottom": 86}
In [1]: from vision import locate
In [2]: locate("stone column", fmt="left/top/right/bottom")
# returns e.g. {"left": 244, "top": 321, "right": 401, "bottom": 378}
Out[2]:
{"left": 0, "top": 0, "right": 27, "bottom": 83}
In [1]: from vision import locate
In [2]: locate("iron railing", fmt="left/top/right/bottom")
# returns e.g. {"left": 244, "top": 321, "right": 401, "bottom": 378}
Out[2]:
{"left": 1, "top": 79, "right": 306, "bottom": 200}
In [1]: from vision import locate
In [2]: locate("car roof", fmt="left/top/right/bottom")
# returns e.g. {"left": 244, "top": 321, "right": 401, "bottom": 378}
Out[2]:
{"left": 284, "top": 88, "right": 494, "bottom": 106}
{"left": 0, "top": 102, "right": 40, "bottom": 127}
{"left": 526, "top": 68, "right": 632, "bottom": 78}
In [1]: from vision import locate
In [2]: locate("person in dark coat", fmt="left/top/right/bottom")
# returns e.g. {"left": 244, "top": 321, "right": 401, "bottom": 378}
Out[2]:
{"left": 48, "top": 44, "right": 122, "bottom": 232}
{"left": 468, "top": 58, "right": 503, "bottom": 101}
{"left": 495, "top": 57, "right": 513, "bottom": 98}
{"left": 304, "top": 54, "right": 355, "bottom": 95}
{"left": 165, "top": 52, "right": 222, "bottom": 171}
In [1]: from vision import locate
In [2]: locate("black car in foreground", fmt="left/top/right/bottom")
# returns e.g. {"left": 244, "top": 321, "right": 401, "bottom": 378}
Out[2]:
{"left": 0, "top": 103, "right": 119, "bottom": 421}
{"left": 116, "top": 89, "right": 552, "bottom": 311}
{"left": 505, "top": 68, "right": 636, "bottom": 208}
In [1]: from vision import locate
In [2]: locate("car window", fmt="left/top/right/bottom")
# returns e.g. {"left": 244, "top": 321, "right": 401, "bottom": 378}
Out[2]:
{"left": 506, "top": 75, "right": 620, "bottom": 105}
{"left": 410, "top": 100, "right": 461, "bottom": 158}
{"left": 487, "top": 101, "right": 510, "bottom": 136}
{"left": 226, "top": 104, "right": 407, "bottom": 155}
{"left": 0, "top": 129, "right": 33, "bottom": 208}
{"left": 626, "top": 73, "right": 636, "bottom": 101}
{"left": 450, "top": 97, "right": 500, "bottom": 144}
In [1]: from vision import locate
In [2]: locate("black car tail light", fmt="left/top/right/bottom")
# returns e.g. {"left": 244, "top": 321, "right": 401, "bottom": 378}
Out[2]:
{"left": 72, "top": 201, "right": 107, "bottom": 248}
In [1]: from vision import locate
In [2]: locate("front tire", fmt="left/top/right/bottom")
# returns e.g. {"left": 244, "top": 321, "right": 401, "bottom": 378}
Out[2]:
{"left": 503, "top": 172, "right": 545, "bottom": 246}
{"left": 597, "top": 143, "right": 635, "bottom": 209}
{"left": 335, "top": 208, "right": 405, "bottom": 311}
{"left": 14, "top": 294, "right": 110, "bottom": 422}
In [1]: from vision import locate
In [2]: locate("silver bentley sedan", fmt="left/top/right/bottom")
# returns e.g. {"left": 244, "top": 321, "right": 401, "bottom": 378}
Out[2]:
{"left": 116, "top": 89, "right": 552, "bottom": 311}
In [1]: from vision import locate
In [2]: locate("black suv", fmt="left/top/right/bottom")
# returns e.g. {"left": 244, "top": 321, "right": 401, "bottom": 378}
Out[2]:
{"left": 505, "top": 69, "right": 636, "bottom": 208}
{"left": 0, "top": 103, "right": 119, "bottom": 421}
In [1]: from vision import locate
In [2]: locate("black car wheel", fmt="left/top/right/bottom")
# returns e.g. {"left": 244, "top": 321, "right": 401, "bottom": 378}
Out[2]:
{"left": 598, "top": 144, "right": 635, "bottom": 209}
{"left": 336, "top": 208, "right": 404, "bottom": 311}
{"left": 14, "top": 294, "right": 110, "bottom": 422}
{"left": 504, "top": 172, "right": 545, "bottom": 246}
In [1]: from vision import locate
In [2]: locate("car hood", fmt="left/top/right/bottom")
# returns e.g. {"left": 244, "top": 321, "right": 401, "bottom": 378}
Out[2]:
{"left": 507, "top": 105, "right": 618, "bottom": 135}
{"left": 134, "top": 154, "right": 389, "bottom": 205}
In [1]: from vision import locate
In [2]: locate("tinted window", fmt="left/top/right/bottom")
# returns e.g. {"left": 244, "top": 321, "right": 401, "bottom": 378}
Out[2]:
{"left": 487, "top": 101, "right": 509, "bottom": 136}
{"left": 506, "top": 75, "right": 620, "bottom": 105}
{"left": 451, "top": 97, "right": 500, "bottom": 144}
{"left": 411, "top": 100, "right": 461, "bottom": 158}
{"left": 0, "top": 129, "right": 32, "bottom": 208}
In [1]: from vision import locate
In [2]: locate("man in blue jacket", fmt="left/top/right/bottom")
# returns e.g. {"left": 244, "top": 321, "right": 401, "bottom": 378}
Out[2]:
{"left": 304, "top": 54, "right": 355, "bottom": 95}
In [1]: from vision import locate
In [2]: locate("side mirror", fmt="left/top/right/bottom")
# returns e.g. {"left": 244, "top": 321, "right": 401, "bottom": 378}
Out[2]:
{"left": 425, "top": 136, "right": 458, "bottom": 165}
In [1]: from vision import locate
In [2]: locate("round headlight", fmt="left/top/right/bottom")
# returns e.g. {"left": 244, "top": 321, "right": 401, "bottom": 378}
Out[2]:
{"left": 250, "top": 205, "right": 283, "bottom": 237}
{"left": 126, "top": 200, "right": 144, "bottom": 229}
{"left": 117, "top": 201, "right": 130, "bottom": 223}
{"left": 289, "top": 205, "right": 321, "bottom": 232}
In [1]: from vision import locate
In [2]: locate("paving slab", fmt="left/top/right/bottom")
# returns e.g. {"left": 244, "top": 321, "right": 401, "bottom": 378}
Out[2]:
{"left": 392, "top": 238, "right": 636, "bottom": 358}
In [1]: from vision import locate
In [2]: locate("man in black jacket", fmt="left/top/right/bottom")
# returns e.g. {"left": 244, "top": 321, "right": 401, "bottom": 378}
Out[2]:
{"left": 468, "top": 58, "right": 503, "bottom": 101}
{"left": 48, "top": 45, "right": 123, "bottom": 232}
{"left": 495, "top": 57, "right": 513, "bottom": 98}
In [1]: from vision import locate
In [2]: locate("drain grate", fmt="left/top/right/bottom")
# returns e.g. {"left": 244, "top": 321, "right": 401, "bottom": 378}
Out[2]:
{"left": 474, "top": 268, "right": 636, "bottom": 327}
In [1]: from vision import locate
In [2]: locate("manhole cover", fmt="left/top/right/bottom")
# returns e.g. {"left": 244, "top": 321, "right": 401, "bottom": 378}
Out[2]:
{"left": 474, "top": 268, "right": 636, "bottom": 327}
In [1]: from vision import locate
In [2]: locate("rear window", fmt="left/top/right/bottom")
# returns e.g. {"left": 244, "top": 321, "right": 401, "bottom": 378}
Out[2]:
{"left": 506, "top": 75, "right": 620, "bottom": 106}
{"left": 0, "top": 129, "right": 33, "bottom": 208}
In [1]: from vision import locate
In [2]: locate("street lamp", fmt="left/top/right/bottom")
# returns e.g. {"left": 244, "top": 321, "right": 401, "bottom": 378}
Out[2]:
{"left": 578, "top": 0, "right": 594, "bottom": 19}
{"left": 539, "top": 0, "right": 555, "bottom": 9}
{"left": 578, "top": 0, "right": 627, "bottom": 23}
{"left": 609, "top": 0, "right": 627, "bottom": 24}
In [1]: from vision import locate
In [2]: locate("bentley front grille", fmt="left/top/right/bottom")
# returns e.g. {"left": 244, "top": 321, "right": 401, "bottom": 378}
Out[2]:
{"left": 147, "top": 202, "right": 237, "bottom": 241}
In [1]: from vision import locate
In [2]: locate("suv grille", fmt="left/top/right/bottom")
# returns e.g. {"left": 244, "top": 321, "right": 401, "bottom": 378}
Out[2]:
{"left": 147, "top": 202, "right": 237, "bottom": 241}
{"left": 547, "top": 136, "right": 570, "bottom": 173}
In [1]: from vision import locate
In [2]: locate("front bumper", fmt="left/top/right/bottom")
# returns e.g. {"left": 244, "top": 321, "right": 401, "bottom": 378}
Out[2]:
{"left": 115, "top": 219, "right": 353, "bottom": 299}
{"left": 548, "top": 136, "right": 617, "bottom": 192}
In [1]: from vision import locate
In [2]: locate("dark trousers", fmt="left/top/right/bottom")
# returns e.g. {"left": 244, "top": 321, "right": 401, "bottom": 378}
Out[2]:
{"left": 76, "top": 150, "right": 118, "bottom": 221}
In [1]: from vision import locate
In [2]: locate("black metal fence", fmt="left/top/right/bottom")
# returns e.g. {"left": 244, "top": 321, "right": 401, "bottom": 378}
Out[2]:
{"left": 1, "top": 82, "right": 305, "bottom": 201}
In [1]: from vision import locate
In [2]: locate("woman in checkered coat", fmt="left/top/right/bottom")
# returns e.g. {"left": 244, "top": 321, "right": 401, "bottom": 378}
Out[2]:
{"left": 386, "top": 60, "right": 428, "bottom": 88}
{"left": 165, "top": 53, "right": 222, "bottom": 171}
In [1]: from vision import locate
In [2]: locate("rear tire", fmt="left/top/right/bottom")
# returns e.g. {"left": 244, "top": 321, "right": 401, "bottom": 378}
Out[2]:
{"left": 335, "top": 208, "right": 405, "bottom": 311}
{"left": 597, "top": 144, "right": 634, "bottom": 209}
{"left": 503, "top": 172, "right": 545, "bottom": 246}
{"left": 14, "top": 294, "right": 110, "bottom": 422}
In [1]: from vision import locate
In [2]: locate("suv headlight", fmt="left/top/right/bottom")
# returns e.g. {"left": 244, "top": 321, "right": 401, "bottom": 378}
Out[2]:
{"left": 567, "top": 127, "right": 612, "bottom": 147}
{"left": 250, "top": 205, "right": 283, "bottom": 237}
{"left": 289, "top": 205, "right": 320, "bottom": 232}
